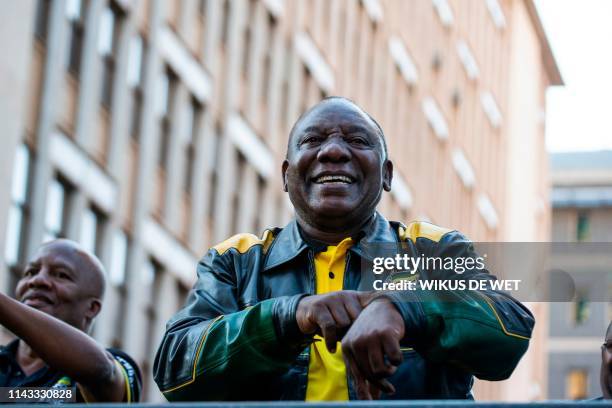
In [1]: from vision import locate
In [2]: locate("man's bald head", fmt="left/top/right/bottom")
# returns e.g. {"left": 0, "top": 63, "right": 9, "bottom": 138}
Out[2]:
{"left": 16, "top": 239, "right": 107, "bottom": 332}
{"left": 40, "top": 239, "right": 106, "bottom": 299}
{"left": 287, "top": 97, "right": 389, "bottom": 160}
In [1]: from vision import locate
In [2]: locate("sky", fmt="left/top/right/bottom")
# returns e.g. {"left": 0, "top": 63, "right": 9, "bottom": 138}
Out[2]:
{"left": 534, "top": 0, "right": 612, "bottom": 152}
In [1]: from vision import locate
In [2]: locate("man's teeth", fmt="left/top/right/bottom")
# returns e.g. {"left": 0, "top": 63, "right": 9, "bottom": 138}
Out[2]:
{"left": 315, "top": 175, "right": 353, "bottom": 184}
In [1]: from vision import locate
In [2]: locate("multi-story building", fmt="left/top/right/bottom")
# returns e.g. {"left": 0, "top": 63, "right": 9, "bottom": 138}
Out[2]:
{"left": 548, "top": 150, "right": 612, "bottom": 399}
{"left": 0, "top": 0, "right": 560, "bottom": 401}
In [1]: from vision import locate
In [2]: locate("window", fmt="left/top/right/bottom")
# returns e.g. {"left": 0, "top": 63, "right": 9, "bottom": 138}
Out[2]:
{"left": 452, "top": 148, "right": 475, "bottom": 189}
{"left": 177, "top": 280, "right": 190, "bottom": 307}
{"left": 66, "top": 0, "right": 86, "bottom": 76}
{"left": 158, "top": 68, "right": 178, "bottom": 170}
{"left": 301, "top": 66, "right": 312, "bottom": 114}
{"left": 109, "top": 229, "right": 128, "bottom": 286}
{"left": 572, "top": 291, "right": 590, "bottom": 326}
{"left": 576, "top": 212, "right": 590, "bottom": 242}
{"left": 141, "top": 257, "right": 160, "bottom": 287}
{"left": 279, "top": 42, "right": 291, "bottom": 133}
{"left": 242, "top": 0, "right": 256, "bottom": 79}
{"left": 126, "top": 35, "right": 144, "bottom": 88}
{"left": 4, "top": 145, "right": 31, "bottom": 266}
{"left": 80, "top": 206, "right": 105, "bottom": 256}
{"left": 220, "top": 0, "right": 230, "bottom": 47}
{"left": 99, "top": 3, "right": 123, "bottom": 108}
{"left": 157, "top": 67, "right": 176, "bottom": 117}
{"left": 130, "top": 88, "right": 143, "bottom": 141}
{"left": 199, "top": 0, "right": 208, "bottom": 17}
{"left": 362, "top": 0, "right": 383, "bottom": 23}
{"left": 254, "top": 175, "right": 266, "bottom": 233}
{"left": 34, "top": 0, "right": 51, "bottom": 41}
{"left": 565, "top": 369, "right": 588, "bottom": 400}
{"left": 43, "top": 178, "right": 71, "bottom": 242}
{"left": 485, "top": 0, "right": 506, "bottom": 29}
{"left": 456, "top": 40, "right": 479, "bottom": 80}
{"left": 261, "top": 12, "right": 277, "bottom": 106}
{"left": 231, "top": 153, "right": 247, "bottom": 234}
{"left": 422, "top": 96, "right": 449, "bottom": 140}
{"left": 184, "top": 97, "right": 202, "bottom": 194}
{"left": 388, "top": 36, "right": 418, "bottom": 86}
{"left": 128, "top": 36, "right": 145, "bottom": 140}
{"left": 481, "top": 91, "right": 502, "bottom": 128}
{"left": 432, "top": 0, "right": 453, "bottom": 27}
{"left": 141, "top": 257, "right": 163, "bottom": 401}
{"left": 207, "top": 125, "right": 222, "bottom": 223}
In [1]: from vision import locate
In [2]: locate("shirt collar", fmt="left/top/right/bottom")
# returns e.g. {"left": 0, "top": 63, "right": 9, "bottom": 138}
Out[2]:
{"left": 263, "top": 212, "right": 399, "bottom": 271}
{"left": 0, "top": 340, "right": 20, "bottom": 363}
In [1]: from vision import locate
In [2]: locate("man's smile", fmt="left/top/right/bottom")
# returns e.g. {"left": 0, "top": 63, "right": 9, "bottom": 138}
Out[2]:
{"left": 313, "top": 174, "right": 355, "bottom": 184}
{"left": 21, "top": 291, "right": 55, "bottom": 308}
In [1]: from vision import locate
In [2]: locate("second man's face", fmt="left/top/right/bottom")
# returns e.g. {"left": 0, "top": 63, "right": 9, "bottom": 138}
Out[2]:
{"left": 283, "top": 100, "right": 392, "bottom": 228}
{"left": 15, "top": 242, "right": 98, "bottom": 332}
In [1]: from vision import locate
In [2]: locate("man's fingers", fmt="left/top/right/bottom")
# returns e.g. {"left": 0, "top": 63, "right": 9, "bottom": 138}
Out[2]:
{"left": 345, "top": 349, "right": 372, "bottom": 400}
{"left": 358, "top": 380, "right": 373, "bottom": 400}
{"left": 381, "top": 335, "right": 403, "bottom": 367}
{"left": 343, "top": 296, "right": 363, "bottom": 321}
{"left": 317, "top": 307, "right": 338, "bottom": 352}
{"left": 368, "top": 381, "right": 383, "bottom": 400}
{"left": 329, "top": 302, "right": 351, "bottom": 328}
{"left": 370, "top": 378, "right": 395, "bottom": 395}
{"left": 369, "top": 343, "right": 396, "bottom": 378}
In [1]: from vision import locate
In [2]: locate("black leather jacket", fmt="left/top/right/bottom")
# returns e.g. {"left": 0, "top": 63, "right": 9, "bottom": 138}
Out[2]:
{"left": 154, "top": 213, "right": 534, "bottom": 401}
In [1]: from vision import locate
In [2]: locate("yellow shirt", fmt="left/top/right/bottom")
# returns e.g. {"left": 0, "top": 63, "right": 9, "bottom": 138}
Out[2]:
{"left": 305, "top": 237, "right": 353, "bottom": 401}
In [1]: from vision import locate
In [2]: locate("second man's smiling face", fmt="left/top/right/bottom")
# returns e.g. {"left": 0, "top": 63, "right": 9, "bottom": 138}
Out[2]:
{"left": 283, "top": 99, "right": 392, "bottom": 231}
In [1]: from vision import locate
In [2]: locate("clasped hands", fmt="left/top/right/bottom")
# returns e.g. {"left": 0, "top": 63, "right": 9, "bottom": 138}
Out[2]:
{"left": 295, "top": 291, "right": 405, "bottom": 400}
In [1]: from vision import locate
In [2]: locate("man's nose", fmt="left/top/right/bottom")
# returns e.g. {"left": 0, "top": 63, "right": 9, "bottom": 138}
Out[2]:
{"left": 317, "top": 136, "right": 350, "bottom": 162}
{"left": 27, "top": 268, "right": 53, "bottom": 289}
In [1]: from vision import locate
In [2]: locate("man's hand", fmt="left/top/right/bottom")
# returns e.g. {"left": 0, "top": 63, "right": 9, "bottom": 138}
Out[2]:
{"left": 296, "top": 291, "right": 373, "bottom": 352}
{"left": 341, "top": 297, "right": 405, "bottom": 400}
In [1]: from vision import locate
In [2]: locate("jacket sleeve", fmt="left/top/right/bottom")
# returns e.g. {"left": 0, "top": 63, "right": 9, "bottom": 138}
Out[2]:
{"left": 153, "top": 248, "right": 308, "bottom": 401}
{"left": 385, "top": 231, "right": 535, "bottom": 381}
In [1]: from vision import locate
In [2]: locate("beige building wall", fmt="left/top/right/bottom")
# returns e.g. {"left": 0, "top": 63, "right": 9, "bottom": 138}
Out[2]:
{"left": 0, "top": 0, "right": 560, "bottom": 401}
{"left": 485, "top": 0, "right": 559, "bottom": 401}
{"left": 0, "top": 0, "right": 36, "bottom": 295}
{"left": 548, "top": 150, "right": 612, "bottom": 399}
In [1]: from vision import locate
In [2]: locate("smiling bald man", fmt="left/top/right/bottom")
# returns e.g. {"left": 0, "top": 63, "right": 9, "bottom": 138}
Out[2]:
{"left": 154, "top": 97, "right": 535, "bottom": 401}
{"left": 0, "top": 239, "right": 141, "bottom": 402}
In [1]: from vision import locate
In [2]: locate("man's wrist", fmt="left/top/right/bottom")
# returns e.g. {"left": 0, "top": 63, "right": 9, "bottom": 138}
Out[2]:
{"left": 373, "top": 291, "right": 426, "bottom": 345}
{"left": 271, "top": 294, "right": 312, "bottom": 347}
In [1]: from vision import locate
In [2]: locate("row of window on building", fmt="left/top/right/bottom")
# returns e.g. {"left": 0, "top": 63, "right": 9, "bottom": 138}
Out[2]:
{"left": 16, "top": 0, "right": 519, "bottom": 276}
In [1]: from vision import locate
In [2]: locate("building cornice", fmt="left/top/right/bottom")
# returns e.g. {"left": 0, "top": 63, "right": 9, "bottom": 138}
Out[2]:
{"left": 524, "top": 0, "right": 564, "bottom": 86}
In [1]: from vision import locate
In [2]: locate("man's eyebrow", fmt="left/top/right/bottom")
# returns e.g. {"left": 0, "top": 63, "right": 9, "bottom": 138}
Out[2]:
{"left": 299, "top": 125, "right": 323, "bottom": 135}
{"left": 48, "top": 260, "right": 75, "bottom": 271}
{"left": 343, "top": 124, "right": 372, "bottom": 134}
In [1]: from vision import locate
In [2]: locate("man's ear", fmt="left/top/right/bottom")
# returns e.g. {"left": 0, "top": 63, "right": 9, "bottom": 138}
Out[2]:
{"left": 281, "top": 160, "right": 289, "bottom": 192}
{"left": 86, "top": 298, "right": 102, "bottom": 320}
{"left": 383, "top": 159, "right": 393, "bottom": 192}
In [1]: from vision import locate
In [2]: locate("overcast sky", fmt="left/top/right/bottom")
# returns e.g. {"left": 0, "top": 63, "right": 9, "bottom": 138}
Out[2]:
{"left": 535, "top": 0, "right": 612, "bottom": 152}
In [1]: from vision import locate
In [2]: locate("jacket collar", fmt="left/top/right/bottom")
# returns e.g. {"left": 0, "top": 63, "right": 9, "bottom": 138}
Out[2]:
{"left": 263, "top": 219, "right": 309, "bottom": 271}
{"left": 263, "top": 212, "right": 399, "bottom": 271}
{"left": 350, "top": 212, "right": 400, "bottom": 262}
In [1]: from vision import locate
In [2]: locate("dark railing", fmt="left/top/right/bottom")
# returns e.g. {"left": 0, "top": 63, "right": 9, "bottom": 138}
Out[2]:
{"left": 10, "top": 402, "right": 609, "bottom": 408}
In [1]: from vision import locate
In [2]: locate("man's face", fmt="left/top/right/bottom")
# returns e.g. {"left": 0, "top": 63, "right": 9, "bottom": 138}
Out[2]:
{"left": 15, "top": 242, "right": 100, "bottom": 332}
{"left": 602, "top": 325, "right": 612, "bottom": 398}
{"left": 282, "top": 100, "right": 392, "bottom": 228}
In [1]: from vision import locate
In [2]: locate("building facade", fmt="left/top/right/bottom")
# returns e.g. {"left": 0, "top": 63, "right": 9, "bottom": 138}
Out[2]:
{"left": 548, "top": 151, "right": 612, "bottom": 399}
{"left": 0, "top": 0, "right": 560, "bottom": 401}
